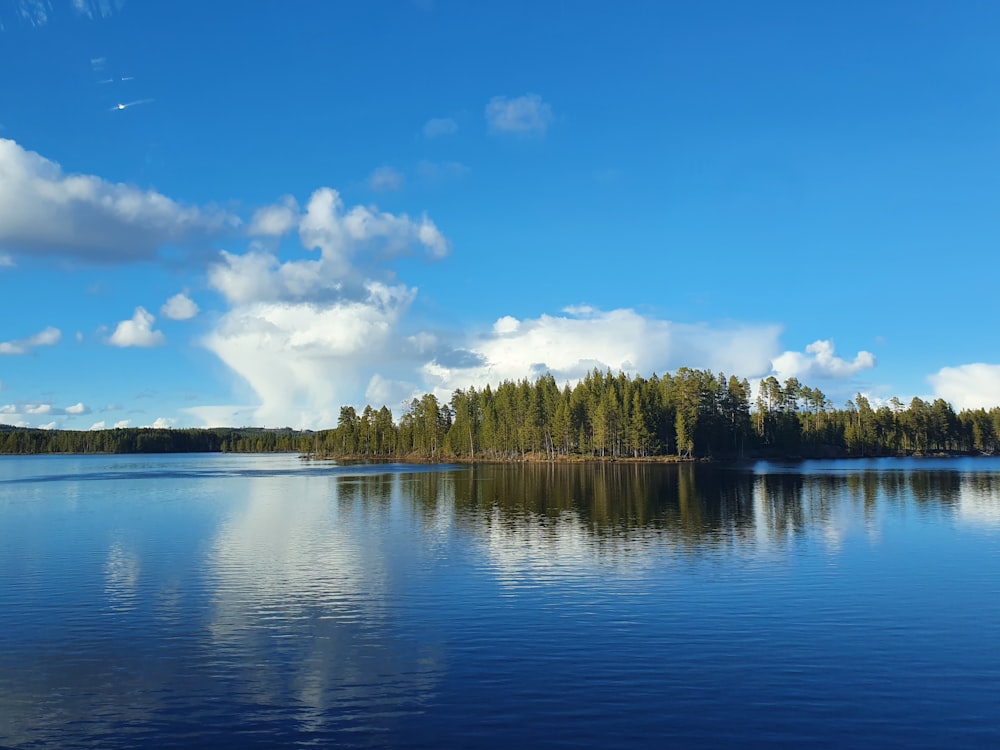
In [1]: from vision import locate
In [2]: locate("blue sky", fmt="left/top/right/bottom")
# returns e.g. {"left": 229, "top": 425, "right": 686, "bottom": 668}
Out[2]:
{"left": 1, "top": 0, "right": 999, "bottom": 430}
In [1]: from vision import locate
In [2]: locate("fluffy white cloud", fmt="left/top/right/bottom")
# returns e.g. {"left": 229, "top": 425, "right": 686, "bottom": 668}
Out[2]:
{"left": 299, "top": 187, "right": 448, "bottom": 265}
{"left": 114, "top": 419, "right": 130, "bottom": 428}
{"left": 160, "top": 292, "right": 199, "bottom": 321}
{"left": 367, "top": 166, "right": 404, "bottom": 193}
{"left": 151, "top": 417, "right": 175, "bottom": 429}
{"left": 2, "top": 402, "right": 92, "bottom": 424}
{"left": 211, "top": 188, "right": 448, "bottom": 306}
{"left": 248, "top": 196, "right": 300, "bottom": 237}
{"left": 0, "top": 138, "right": 234, "bottom": 263}
{"left": 423, "top": 117, "right": 458, "bottom": 138}
{"left": 0, "top": 326, "right": 60, "bottom": 355}
{"left": 90, "top": 421, "right": 106, "bottom": 431}
{"left": 486, "top": 94, "right": 554, "bottom": 136}
{"left": 771, "top": 340, "right": 876, "bottom": 382}
{"left": 929, "top": 364, "right": 1000, "bottom": 411}
{"left": 201, "top": 283, "right": 416, "bottom": 428}
{"left": 202, "top": 189, "right": 450, "bottom": 427}
{"left": 421, "top": 307, "right": 782, "bottom": 398}
{"left": 108, "top": 307, "right": 165, "bottom": 348}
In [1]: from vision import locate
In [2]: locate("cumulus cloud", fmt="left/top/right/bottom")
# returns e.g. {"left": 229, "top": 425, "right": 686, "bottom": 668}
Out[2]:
{"left": 151, "top": 417, "right": 175, "bottom": 429}
{"left": 114, "top": 419, "right": 130, "bottom": 428}
{"left": 486, "top": 94, "right": 554, "bottom": 136}
{"left": 201, "top": 283, "right": 416, "bottom": 428}
{"left": 211, "top": 188, "right": 448, "bottom": 306}
{"left": 90, "top": 421, "right": 106, "bottom": 431}
{"left": 929, "top": 364, "right": 1000, "bottom": 411}
{"left": 423, "top": 117, "right": 458, "bottom": 138}
{"left": 771, "top": 340, "right": 876, "bottom": 382}
{"left": 160, "top": 292, "right": 199, "bottom": 321}
{"left": 367, "top": 166, "right": 404, "bottom": 193}
{"left": 200, "top": 187, "right": 456, "bottom": 427}
{"left": 0, "top": 139, "right": 234, "bottom": 263}
{"left": 2, "top": 402, "right": 91, "bottom": 423}
{"left": 248, "top": 196, "right": 300, "bottom": 237}
{"left": 420, "top": 307, "right": 782, "bottom": 398}
{"left": 0, "top": 325, "right": 60, "bottom": 355}
{"left": 108, "top": 307, "right": 165, "bottom": 347}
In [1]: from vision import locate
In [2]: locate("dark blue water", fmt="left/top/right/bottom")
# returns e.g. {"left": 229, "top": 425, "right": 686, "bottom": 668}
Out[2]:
{"left": 2, "top": 454, "right": 1000, "bottom": 748}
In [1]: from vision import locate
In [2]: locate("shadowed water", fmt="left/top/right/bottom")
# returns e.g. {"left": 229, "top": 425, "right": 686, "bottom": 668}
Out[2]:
{"left": 2, "top": 454, "right": 999, "bottom": 748}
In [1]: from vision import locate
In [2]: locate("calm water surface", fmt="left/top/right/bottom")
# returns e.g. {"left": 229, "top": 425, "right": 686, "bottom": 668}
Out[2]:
{"left": 2, "top": 454, "right": 1000, "bottom": 748}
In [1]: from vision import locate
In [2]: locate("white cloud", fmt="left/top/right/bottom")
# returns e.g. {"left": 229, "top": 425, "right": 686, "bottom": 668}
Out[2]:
{"left": 929, "top": 364, "right": 1000, "bottom": 411}
{"left": 367, "top": 166, "right": 404, "bottom": 193}
{"left": 71, "top": 0, "right": 123, "bottom": 20}
{"left": 108, "top": 307, "right": 165, "bottom": 348}
{"left": 3, "top": 402, "right": 92, "bottom": 420}
{"left": 201, "top": 283, "right": 416, "bottom": 428}
{"left": 0, "top": 325, "right": 60, "bottom": 355}
{"left": 38, "top": 421, "right": 56, "bottom": 430}
{"left": 151, "top": 417, "right": 175, "bottom": 429}
{"left": 771, "top": 340, "right": 876, "bottom": 382}
{"left": 486, "top": 94, "right": 554, "bottom": 136}
{"left": 202, "top": 187, "right": 451, "bottom": 427}
{"left": 90, "top": 421, "right": 106, "bottom": 431}
{"left": 248, "top": 196, "right": 300, "bottom": 237}
{"left": 0, "top": 138, "right": 234, "bottom": 263}
{"left": 211, "top": 188, "right": 448, "bottom": 306}
{"left": 161, "top": 292, "right": 199, "bottom": 321}
{"left": 493, "top": 316, "right": 520, "bottom": 335}
{"left": 423, "top": 117, "right": 458, "bottom": 138}
{"left": 114, "top": 419, "right": 130, "bottom": 428}
{"left": 421, "top": 307, "right": 782, "bottom": 399}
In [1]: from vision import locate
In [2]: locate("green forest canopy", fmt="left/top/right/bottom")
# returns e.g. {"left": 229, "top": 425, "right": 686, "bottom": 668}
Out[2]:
{"left": 2, "top": 368, "right": 999, "bottom": 459}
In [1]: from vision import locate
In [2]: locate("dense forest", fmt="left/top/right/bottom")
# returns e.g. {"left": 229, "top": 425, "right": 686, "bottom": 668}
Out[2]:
{"left": 311, "top": 369, "right": 999, "bottom": 460}
{"left": 0, "top": 425, "right": 307, "bottom": 455}
{"left": 2, "top": 368, "right": 999, "bottom": 460}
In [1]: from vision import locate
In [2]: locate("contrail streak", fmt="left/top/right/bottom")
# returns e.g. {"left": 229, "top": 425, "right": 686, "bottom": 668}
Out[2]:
{"left": 109, "top": 98, "right": 153, "bottom": 111}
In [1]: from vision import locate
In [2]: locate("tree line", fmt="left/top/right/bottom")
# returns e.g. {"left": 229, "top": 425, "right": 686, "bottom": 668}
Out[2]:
{"left": 0, "top": 426, "right": 310, "bottom": 455}
{"left": 3, "top": 369, "right": 999, "bottom": 459}
{"left": 312, "top": 369, "right": 1000, "bottom": 460}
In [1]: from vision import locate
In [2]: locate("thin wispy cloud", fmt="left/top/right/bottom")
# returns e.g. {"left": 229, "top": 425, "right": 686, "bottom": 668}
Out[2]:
{"left": 0, "top": 326, "right": 61, "bottom": 355}
{"left": 486, "top": 94, "right": 554, "bottom": 136}
{"left": 423, "top": 117, "right": 457, "bottom": 138}
{"left": 367, "top": 166, "right": 404, "bottom": 193}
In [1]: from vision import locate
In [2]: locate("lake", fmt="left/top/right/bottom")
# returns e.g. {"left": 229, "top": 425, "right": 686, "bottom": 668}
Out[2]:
{"left": 2, "top": 454, "right": 999, "bottom": 748}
